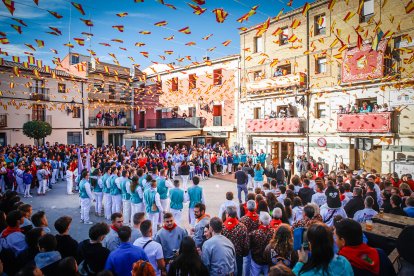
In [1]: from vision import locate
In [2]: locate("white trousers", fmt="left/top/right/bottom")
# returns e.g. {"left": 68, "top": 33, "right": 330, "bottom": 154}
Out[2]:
{"left": 38, "top": 179, "right": 47, "bottom": 194}
{"left": 171, "top": 208, "right": 182, "bottom": 226}
{"left": 228, "top": 164, "right": 232, "bottom": 173}
{"left": 112, "top": 195, "right": 122, "bottom": 214}
{"left": 148, "top": 212, "right": 160, "bottom": 238}
{"left": 189, "top": 207, "right": 196, "bottom": 226}
{"left": 67, "top": 179, "right": 73, "bottom": 194}
{"left": 122, "top": 200, "right": 131, "bottom": 226}
{"left": 130, "top": 202, "right": 144, "bottom": 225}
{"left": 52, "top": 169, "right": 58, "bottom": 184}
{"left": 247, "top": 175, "right": 253, "bottom": 189}
{"left": 254, "top": 180, "right": 263, "bottom": 190}
{"left": 181, "top": 175, "right": 189, "bottom": 191}
{"left": 80, "top": 198, "right": 91, "bottom": 222}
{"left": 160, "top": 199, "right": 169, "bottom": 212}
{"left": 103, "top": 193, "right": 112, "bottom": 219}
{"left": 94, "top": 192, "right": 103, "bottom": 213}
{"left": 16, "top": 179, "right": 25, "bottom": 194}
{"left": 24, "top": 184, "right": 31, "bottom": 196}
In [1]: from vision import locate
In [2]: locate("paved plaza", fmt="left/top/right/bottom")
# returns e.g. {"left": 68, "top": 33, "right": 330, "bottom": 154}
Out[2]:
{"left": 21, "top": 176, "right": 237, "bottom": 242}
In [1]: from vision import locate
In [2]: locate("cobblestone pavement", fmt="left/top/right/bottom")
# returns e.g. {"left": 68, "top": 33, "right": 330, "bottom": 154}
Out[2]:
{"left": 21, "top": 176, "right": 237, "bottom": 242}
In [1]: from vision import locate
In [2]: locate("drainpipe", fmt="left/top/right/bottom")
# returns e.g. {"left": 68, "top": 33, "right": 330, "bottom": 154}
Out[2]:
{"left": 306, "top": 9, "right": 310, "bottom": 157}
{"left": 237, "top": 55, "right": 242, "bottom": 148}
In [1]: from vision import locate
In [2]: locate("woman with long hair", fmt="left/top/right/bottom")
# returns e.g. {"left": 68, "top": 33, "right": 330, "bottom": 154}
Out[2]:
{"left": 253, "top": 163, "right": 264, "bottom": 189}
{"left": 284, "top": 198, "right": 293, "bottom": 224}
{"left": 293, "top": 223, "right": 353, "bottom": 276}
{"left": 91, "top": 169, "right": 103, "bottom": 217}
{"left": 130, "top": 175, "right": 144, "bottom": 222}
{"left": 264, "top": 224, "right": 298, "bottom": 268}
{"left": 168, "top": 236, "right": 209, "bottom": 276}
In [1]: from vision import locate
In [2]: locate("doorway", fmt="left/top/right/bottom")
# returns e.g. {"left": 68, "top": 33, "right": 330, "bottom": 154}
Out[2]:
{"left": 0, "top": 133, "right": 6, "bottom": 146}
{"left": 139, "top": 111, "right": 145, "bottom": 129}
{"left": 109, "top": 133, "right": 123, "bottom": 147}
{"left": 271, "top": 142, "right": 295, "bottom": 170}
{"left": 355, "top": 146, "right": 382, "bottom": 172}
{"left": 96, "top": 131, "right": 104, "bottom": 147}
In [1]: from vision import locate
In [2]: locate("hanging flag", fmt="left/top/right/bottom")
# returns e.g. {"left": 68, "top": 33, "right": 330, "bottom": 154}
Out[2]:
{"left": 71, "top": 2, "right": 85, "bottom": 15}
{"left": 212, "top": 8, "right": 228, "bottom": 23}
{"left": 187, "top": 3, "right": 206, "bottom": 15}
{"left": 33, "top": 69, "right": 40, "bottom": 78}
{"left": 12, "top": 18, "right": 27, "bottom": 26}
{"left": 81, "top": 32, "right": 93, "bottom": 37}
{"left": 116, "top": 12, "right": 128, "bottom": 17}
{"left": 202, "top": 34, "right": 213, "bottom": 40}
{"left": 10, "top": 24, "right": 22, "bottom": 34}
{"left": 103, "top": 65, "right": 110, "bottom": 73}
{"left": 50, "top": 48, "right": 58, "bottom": 54}
{"left": 139, "top": 30, "right": 151, "bottom": 34}
{"left": 35, "top": 39, "right": 44, "bottom": 48}
{"left": 302, "top": 2, "right": 310, "bottom": 16}
{"left": 272, "top": 27, "right": 282, "bottom": 36}
{"left": 13, "top": 66, "right": 19, "bottom": 76}
{"left": 164, "top": 35, "right": 174, "bottom": 40}
{"left": 27, "top": 56, "right": 35, "bottom": 64}
{"left": 274, "top": 9, "right": 284, "bottom": 21}
{"left": 270, "top": 59, "right": 279, "bottom": 67}
{"left": 44, "top": 65, "right": 50, "bottom": 73}
{"left": 237, "top": 5, "right": 259, "bottom": 23}
{"left": 140, "top": 52, "right": 149, "bottom": 57}
{"left": 80, "top": 19, "right": 93, "bottom": 26}
{"left": 2, "top": 0, "right": 15, "bottom": 15}
{"left": 343, "top": 11, "right": 355, "bottom": 22}
{"left": 111, "top": 39, "right": 123, "bottom": 43}
{"left": 356, "top": 32, "right": 363, "bottom": 49}
{"left": 256, "top": 18, "right": 270, "bottom": 36}
{"left": 371, "top": 28, "right": 384, "bottom": 51}
{"left": 36, "top": 59, "right": 42, "bottom": 68}
{"left": 406, "top": 1, "right": 414, "bottom": 14}
{"left": 48, "top": 10, "right": 63, "bottom": 19}
{"left": 165, "top": 4, "right": 176, "bottom": 9}
{"left": 74, "top": 38, "right": 85, "bottom": 46}
{"left": 0, "top": 38, "right": 9, "bottom": 44}
{"left": 49, "top": 27, "right": 62, "bottom": 35}
{"left": 134, "top": 0, "right": 144, "bottom": 2}
{"left": 112, "top": 25, "right": 124, "bottom": 32}
{"left": 154, "top": 21, "right": 167, "bottom": 27}
{"left": 328, "top": 0, "right": 336, "bottom": 10}
{"left": 178, "top": 26, "right": 191, "bottom": 34}
{"left": 0, "top": 57, "right": 3, "bottom": 65}
{"left": 64, "top": 42, "right": 74, "bottom": 48}
{"left": 185, "top": 42, "right": 196, "bottom": 46}
{"left": 164, "top": 50, "right": 173, "bottom": 55}
{"left": 33, "top": 0, "right": 38, "bottom": 5}
{"left": 290, "top": 19, "right": 301, "bottom": 29}
{"left": 288, "top": 34, "right": 298, "bottom": 43}
{"left": 76, "top": 148, "right": 84, "bottom": 174}
{"left": 135, "top": 42, "right": 145, "bottom": 47}
{"left": 12, "top": 56, "right": 19, "bottom": 63}
{"left": 357, "top": 0, "right": 364, "bottom": 15}
{"left": 222, "top": 40, "right": 231, "bottom": 46}
{"left": 192, "top": 0, "right": 205, "bottom": 4}
{"left": 99, "top": 42, "right": 111, "bottom": 47}
{"left": 25, "top": 43, "right": 36, "bottom": 51}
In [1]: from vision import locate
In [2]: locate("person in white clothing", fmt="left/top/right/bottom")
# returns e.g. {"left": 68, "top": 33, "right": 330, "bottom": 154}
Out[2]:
{"left": 120, "top": 170, "right": 131, "bottom": 226}
{"left": 157, "top": 169, "right": 175, "bottom": 211}
{"left": 133, "top": 220, "right": 166, "bottom": 276}
{"left": 320, "top": 186, "right": 348, "bottom": 227}
{"left": 353, "top": 196, "right": 378, "bottom": 223}
{"left": 102, "top": 167, "right": 113, "bottom": 220}
{"left": 79, "top": 170, "right": 95, "bottom": 224}
{"left": 311, "top": 182, "right": 327, "bottom": 207}
{"left": 91, "top": 169, "right": 104, "bottom": 217}
{"left": 218, "top": 192, "right": 240, "bottom": 219}
{"left": 169, "top": 180, "right": 187, "bottom": 226}
{"left": 111, "top": 167, "right": 122, "bottom": 214}
{"left": 144, "top": 180, "right": 164, "bottom": 237}
{"left": 66, "top": 164, "right": 75, "bottom": 195}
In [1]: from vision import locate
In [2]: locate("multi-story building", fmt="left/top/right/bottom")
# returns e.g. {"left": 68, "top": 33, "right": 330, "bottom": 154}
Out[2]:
{"left": 0, "top": 60, "right": 87, "bottom": 145}
{"left": 124, "top": 55, "right": 240, "bottom": 149}
{"left": 57, "top": 53, "right": 140, "bottom": 147}
{"left": 239, "top": 0, "right": 414, "bottom": 173}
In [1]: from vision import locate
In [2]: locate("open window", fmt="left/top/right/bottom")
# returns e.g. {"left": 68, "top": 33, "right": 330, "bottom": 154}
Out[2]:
{"left": 280, "top": 27, "right": 289, "bottom": 45}
{"left": 171, "top": 77, "right": 178, "bottom": 91}
{"left": 213, "top": 69, "right": 222, "bottom": 85}
{"left": 314, "top": 14, "right": 326, "bottom": 36}
{"left": 189, "top": 74, "right": 197, "bottom": 89}
{"left": 360, "top": 0, "right": 374, "bottom": 23}
{"left": 315, "top": 56, "right": 327, "bottom": 74}
{"left": 254, "top": 36, "right": 263, "bottom": 53}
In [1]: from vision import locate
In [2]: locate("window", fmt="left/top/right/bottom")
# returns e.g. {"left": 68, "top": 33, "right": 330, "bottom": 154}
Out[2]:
{"left": 360, "top": 0, "right": 374, "bottom": 23}
{"left": 254, "top": 107, "right": 262, "bottom": 119}
{"left": 189, "top": 74, "right": 197, "bottom": 89}
{"left": 67, "top": 132, "right": 82, "bottom": 145}
{"left": 213, "top": 69, "right": 222, "bottom": 85}
{"left": 109, "top": 85, "right": 115, "bottom": 94}
{"left": 276, "top": 64, "right": 292, "bottom": 76}
{"left": 316, "top": 56, "right": 327, "bottom": 74}
{"left": 94, "top": 83, "right": 104, "bottom": 93}
{"left": 280, "top": 27, "right": 289, "bottom": 45}
{"left": 254, "top": 36, "right": 263, "bottom": 53}
{"left": 72, "top": 107, "right": 81, "bottom": 118}
{"left": 32, "top": 104, "right": 45, "bottom": 121}
{"left": 253, "top": 71, "right": 263, "bottom": 80}
{"left": 58, "top": 83, "right": 66, "bottom": 93}
{"left": 171, "top": 77, "right": 178, "bottom": 91}
{"left": 71, "top": 55, "right": 80, "bottom": 64}
{"left": 314, "top": 14, "right": 326, "bottom": 36}
{"left": 188, "top": 107, "right": 196, "bottom": 117}
{"left": 316, "top": 102, "right": 327, "bottom": 118}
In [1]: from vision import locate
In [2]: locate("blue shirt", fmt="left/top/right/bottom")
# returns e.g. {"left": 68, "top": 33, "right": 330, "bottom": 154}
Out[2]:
{"left": 404, "top": 206, "right": 414, "bottom": 217}
{"left": 105, "top": 242, "right": 149, "bottom": 276}
{"left": 293, "top": 255, "right": 353, "bottom": 276}
{"left": 253, "top": 168, "right": 264, "bottom": 181}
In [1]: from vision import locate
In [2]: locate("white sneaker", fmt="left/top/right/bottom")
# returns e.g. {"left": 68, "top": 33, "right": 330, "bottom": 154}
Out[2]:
{"left": 28, "top": 195, "right": 33, "bottom": 198}
{"left": 84, "top": 221, "right": 93, "bottom": 225}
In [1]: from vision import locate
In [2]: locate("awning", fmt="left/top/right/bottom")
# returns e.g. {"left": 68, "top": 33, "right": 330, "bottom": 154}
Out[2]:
{"left": 123, "top": 130, "right": 201, "bottom": 141}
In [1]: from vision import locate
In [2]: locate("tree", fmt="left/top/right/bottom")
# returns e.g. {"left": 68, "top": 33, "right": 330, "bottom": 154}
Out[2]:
{"left": 23, "top": 120, "right": 52, "bottom": 145}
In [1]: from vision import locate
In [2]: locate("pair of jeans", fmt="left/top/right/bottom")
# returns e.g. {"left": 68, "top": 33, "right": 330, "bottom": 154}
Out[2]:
{"left": 237, "top": 184, "right": 248, "bottom": 203}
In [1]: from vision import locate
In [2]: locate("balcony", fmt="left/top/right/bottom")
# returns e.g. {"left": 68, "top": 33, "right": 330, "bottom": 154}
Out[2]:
{"left": 89, "top": 117, "right": 132, "bottom": 129}
{"left": 337, "top": 112, "right": 394, "bottom": 134}
{"left": 0, "top": 114, "right": 7, "bottom": 127}
{"left": 246, "top": 73, "right": 307, "bottom": 93}
{"left": 213, "top": 116, "right": 222, "bottom": 126}
{"left": 29, "top": 87, "right": 50, "bottom": 101}
{"left": 144, "top": 117, "right": 205, "bottom": 129}
{"left": 246, "top": 118, "right": 304, "bottom": 133}
{"left": 88, "top": 92, "right": 131, "bottom": 102}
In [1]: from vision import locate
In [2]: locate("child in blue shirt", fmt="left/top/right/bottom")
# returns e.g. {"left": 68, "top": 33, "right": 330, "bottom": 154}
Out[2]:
{"left": 23, "top": 168, "right": 33, "bottom": 198}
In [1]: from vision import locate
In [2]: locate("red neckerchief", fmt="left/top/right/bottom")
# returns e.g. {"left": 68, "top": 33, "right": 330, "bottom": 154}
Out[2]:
{"left": 196, "top": 214, "right": 210, "bottom": 223}
{"left": 269, "top": 219, "right": 282, "bottom": 229}
{"left": 163, "top": 223, "right": 177, "bottom": 232}
{"left": 1, "top": 226, "right": 21, "bottom": 238}
{"left": 246, "top": 211, "right": 259, "bottom": 221}
{"left": 224, "top": 218, "right": 239, "bottom": 231}
{"left": 339, "top": 244, "right": 380, "bottom": 275}
{"left": 111, "top": 225, "right": 119, "bottom": 232}
{"left": 340, "top": 194, "right": 345, "bottom": 201}
{"left": 242, "top": 203, "right": 247, "bottom": 214}
{"left": 259, "top": 224, "right": 270, "bottom": 231}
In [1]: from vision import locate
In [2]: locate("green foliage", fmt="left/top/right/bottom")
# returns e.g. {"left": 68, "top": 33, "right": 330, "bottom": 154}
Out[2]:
{"left": 23, "top": 120, "right": 52, "bottom": 144}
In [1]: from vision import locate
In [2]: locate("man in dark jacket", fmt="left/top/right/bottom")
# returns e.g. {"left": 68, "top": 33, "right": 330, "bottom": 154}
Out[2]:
{"left": 54, "top": 216, "right": 78, "bottom": 260}
{"left": 336, "top": 219, "right": 396, "bottom": 276}
{"left": 389, "top": 195, "right": 407, "bottom": 216}
{"left": 35, "top": 234, "right": 62, "bottom": 276}
{"left": 298, "top": 179, "right": 314, "bottom": 205}
{"left": 344, "top": 187, "right": 365, "bottom": 218}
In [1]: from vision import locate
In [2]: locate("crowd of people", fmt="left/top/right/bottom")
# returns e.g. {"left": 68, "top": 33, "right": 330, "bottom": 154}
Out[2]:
{"left": 338, "top": 102, "right": 392, "bottom": 114}
{"left": 0, "top": 142, "right": 414, "bottom": 276}
{"left": 95, "top": 111, "right": 128, "bottom": 127}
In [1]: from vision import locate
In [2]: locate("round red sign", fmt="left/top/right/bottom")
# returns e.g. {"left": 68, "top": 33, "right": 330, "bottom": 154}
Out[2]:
{"left": 317, "top": 138, "right": 327, "bottom": 147}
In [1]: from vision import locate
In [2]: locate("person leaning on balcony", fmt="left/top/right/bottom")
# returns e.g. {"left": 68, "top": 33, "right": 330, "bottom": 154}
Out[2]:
{"left": 338, "top": 105, "right": 347, "bottom": 114}
{"left": 379, "top": 103, "right": 392, "bottom": 112}
{"left": 286, "top": 104, "right": 294, "bottom": 118}
{"left": 359, "top": 101, "right": 372, "bottom": 113}
{"left": 372, "top": 103, "right": 380, "bottom": 113}
{"left": 274, "top": 68, "right": 283, "bottom": 77}
{"left": 350, "top": 103, "right": 359, "bottom": 114}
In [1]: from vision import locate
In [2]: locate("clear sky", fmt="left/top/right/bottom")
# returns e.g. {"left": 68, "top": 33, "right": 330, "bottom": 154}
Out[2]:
{"left": 0, "top": 0, "right": 308, "bottom": 70}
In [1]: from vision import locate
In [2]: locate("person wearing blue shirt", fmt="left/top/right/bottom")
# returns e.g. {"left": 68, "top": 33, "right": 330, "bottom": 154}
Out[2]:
{"left": 258, "top": 150, "right": 267, "bottom": 167}
{"left": 240, "top": 151, "right": 247, "bottom": 164}
{"left": 23, "top": 167, "right": 33, "bottom": 198}
{"left": 232, "top": 153, "right": 240, "bottom": 172}
{"left": 253, "top": 164, "right": 264, "bottom": 189}
{"left": 404, "top": 197, "right": 414, "bottom": 217}
{"left": 105, "top": 226, "right": 149, "bottom": 276}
